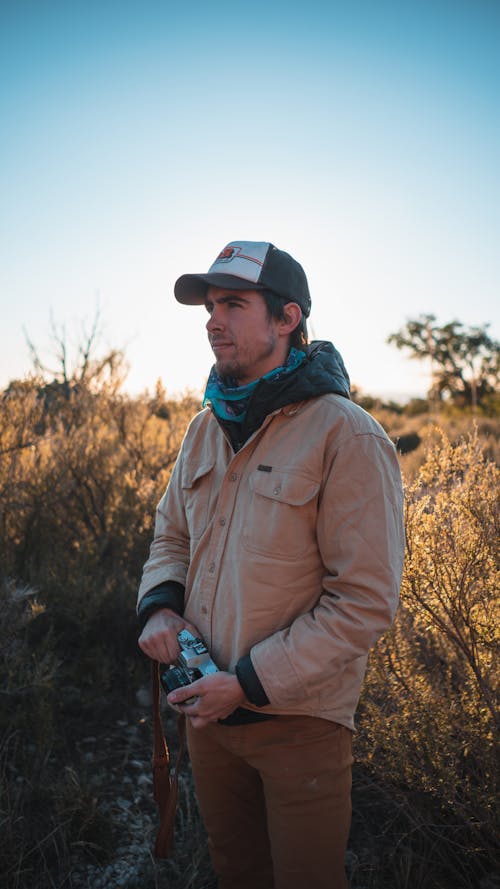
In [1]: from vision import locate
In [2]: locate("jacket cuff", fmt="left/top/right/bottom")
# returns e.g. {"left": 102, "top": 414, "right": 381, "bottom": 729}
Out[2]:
{"left": 236, "top": 654, "right": 270, "bottom": 707}
{"left": 137, "top": 581, "right": 185, "bottom": 630}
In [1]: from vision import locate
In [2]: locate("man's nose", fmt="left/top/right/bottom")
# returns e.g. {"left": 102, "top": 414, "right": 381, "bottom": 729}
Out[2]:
{"left": 206, "top": 309, "right": 223, "bottom": 331}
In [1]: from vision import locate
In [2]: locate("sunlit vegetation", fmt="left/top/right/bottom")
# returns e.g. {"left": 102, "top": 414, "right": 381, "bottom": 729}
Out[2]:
{"left": 356, "top": 430, "right": 499, "bottom": 887}
{"left": 0, "top": 331, "right": 498, "bottom": 888}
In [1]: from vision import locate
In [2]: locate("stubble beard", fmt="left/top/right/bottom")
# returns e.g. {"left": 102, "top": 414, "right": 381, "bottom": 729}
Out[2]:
{"left": 214, "top": 332, "right": 278, "bottom": 386}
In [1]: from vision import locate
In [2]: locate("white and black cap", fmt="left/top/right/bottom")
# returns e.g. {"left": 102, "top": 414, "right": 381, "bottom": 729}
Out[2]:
{"left": 174, "top": 241, "right": 312, "bottom": 318}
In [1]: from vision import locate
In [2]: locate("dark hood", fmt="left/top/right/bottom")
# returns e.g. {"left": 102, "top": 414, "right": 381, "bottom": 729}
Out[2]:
{"left": 220, "top": 340, "right": 350, "bottom": 450}
{"left": 287, "top": 340, "right": 350, "bottom": 401}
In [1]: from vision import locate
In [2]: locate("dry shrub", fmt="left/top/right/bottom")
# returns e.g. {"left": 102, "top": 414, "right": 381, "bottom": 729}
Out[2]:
{"left": 357, "top": 429, "right": 499, "bottom": 885}
{"left": 0, "top": 376, "right": 201, "bottom": 888}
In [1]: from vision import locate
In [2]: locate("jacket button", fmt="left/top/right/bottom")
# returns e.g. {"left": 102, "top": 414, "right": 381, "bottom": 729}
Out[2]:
{"left": 219, "top": 517, "right": 226, "bottom": 526}
{"left": 229, "top": 473, "right": 237, "bottom": 481}
{"left": 273, "top": 486, "right": 281, "bottom": 495}
{"left": 208, "top": 563, "right": 215, "bottom": 574}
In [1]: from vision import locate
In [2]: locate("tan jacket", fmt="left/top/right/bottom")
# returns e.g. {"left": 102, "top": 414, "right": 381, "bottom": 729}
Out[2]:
{"left": 138, "top": 394, "right": 405, "bottom": 730}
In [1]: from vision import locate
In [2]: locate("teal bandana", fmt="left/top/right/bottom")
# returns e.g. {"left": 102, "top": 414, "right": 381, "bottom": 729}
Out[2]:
{"left": 203, "top": 348, "right": 306, "bottom": 423}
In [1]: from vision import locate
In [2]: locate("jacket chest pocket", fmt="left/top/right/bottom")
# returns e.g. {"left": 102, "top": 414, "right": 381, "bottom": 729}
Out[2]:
{"left": 242, "top": 469, "right": 320, "bottom": 559}
{"left": 181, "top": 459, "right": 216, "bottom": 539}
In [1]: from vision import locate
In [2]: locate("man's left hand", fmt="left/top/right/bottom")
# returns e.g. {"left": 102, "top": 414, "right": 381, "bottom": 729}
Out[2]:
{"left": 167, "top": 672, "right": 246, "bottom": 729}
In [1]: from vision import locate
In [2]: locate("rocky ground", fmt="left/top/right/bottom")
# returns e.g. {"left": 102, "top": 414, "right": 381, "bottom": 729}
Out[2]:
{"left": 69, "top": 683, "right": 215, "bottom": 889}
{"left": 67, "top": 684, "right": 499, "bottom": 889}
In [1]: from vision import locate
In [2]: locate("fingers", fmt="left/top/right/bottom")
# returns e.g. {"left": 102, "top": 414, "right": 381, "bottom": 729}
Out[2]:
{"left": 138, "top": 609, "right": 184, "bottom": 662}
{"left": 138, "top": 625, "right": 179, "bottom": 663}
{"left": 167, "top": 679, "right": 202, "bottom": 708}
{"left": 138, "top": 634, "right": 171, "bottom": 663}
{"left": 167, "top": 695, "right": 214, "bottom": 729}
{"left": 138, "top": 608, "right": 205, "bottom": 663}
{"left": 166, "top": 672, "right": 246, "bottom": 725}
{"left": 167, "top": 699, "right": 197, "bottom": 716}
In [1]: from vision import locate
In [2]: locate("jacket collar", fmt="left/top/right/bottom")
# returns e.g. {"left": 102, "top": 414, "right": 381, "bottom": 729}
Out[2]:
{"left": 212, "top": 340, "right": 350, "bottom": 452}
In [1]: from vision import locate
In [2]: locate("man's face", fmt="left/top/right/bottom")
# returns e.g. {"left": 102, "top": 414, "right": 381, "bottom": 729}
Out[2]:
{"left": 205, "top": 287, "right": 288, "bottom": 385}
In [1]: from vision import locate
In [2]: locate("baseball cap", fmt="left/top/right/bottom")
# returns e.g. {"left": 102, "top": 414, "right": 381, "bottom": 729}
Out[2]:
{"left": 174, "top": 241, "right": 311, "bottom": 318}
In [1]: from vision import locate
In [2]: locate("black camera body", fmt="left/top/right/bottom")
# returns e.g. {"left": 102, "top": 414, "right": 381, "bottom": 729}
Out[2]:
{"left": 160, "top": 629, "right": 219, "bottom": 704}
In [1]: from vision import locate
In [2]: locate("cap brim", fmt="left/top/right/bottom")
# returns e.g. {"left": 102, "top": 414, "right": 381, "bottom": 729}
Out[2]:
{"left": 174, "top": 273, "right": 265, "bottom": 305}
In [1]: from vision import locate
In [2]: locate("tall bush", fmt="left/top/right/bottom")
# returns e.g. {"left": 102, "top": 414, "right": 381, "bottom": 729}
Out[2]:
{"left": 0, "top": 373, "right": 201, "bottom": 887}
{"left": 358, "top": 430, "right": 499, "bottom": 884}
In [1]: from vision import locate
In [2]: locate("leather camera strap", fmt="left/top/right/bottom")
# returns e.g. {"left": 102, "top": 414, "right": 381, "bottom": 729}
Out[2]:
{"left": 151, "top": 660, "right": 186, "bottom": 859}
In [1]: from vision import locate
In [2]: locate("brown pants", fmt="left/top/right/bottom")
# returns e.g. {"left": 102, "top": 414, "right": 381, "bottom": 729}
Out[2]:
{"left": 186, "top": 714, "right": 353, "bottom": 889}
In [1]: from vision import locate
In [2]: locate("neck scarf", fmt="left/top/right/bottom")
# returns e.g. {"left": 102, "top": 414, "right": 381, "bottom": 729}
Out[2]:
{"left": 203, "top": 348, "right": 306, "bottom": 423}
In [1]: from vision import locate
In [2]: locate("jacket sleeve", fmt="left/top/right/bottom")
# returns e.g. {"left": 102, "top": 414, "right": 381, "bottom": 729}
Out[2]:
{"left": 235, "top": 654, "right": 270, "bottom": 707}
{"left": 137, "top": 580, "right": 185, "bottom": 629}
{"left": 248, "top": 430, "right": 405, "bottom": 708}
{"left": 137, "top": 449, "right": 191, "bottom": 610}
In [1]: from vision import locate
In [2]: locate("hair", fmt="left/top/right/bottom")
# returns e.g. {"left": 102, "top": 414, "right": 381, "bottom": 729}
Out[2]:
{"left": 260, "top": 290, "right": 309, "bottom": 350}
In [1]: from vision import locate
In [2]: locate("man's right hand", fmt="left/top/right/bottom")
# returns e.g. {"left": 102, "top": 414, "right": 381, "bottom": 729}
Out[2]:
{"left": 138, "top": 608, "right": 201, "bottom": 664}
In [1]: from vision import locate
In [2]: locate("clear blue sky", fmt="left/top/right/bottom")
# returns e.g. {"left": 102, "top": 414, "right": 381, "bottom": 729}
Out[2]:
{"left": 1, "top": 0, "right": 499, "bottom": 400}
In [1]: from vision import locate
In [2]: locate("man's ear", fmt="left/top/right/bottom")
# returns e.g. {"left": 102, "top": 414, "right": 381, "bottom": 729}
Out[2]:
{"left": 279, "top": 302, "right": 302, "bottom": 336}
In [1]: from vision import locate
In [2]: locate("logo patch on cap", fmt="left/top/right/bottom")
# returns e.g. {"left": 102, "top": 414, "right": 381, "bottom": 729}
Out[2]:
{"left": 215, "top": 244, "right": 266, "bottom": 267}
{"left": 216, "top": 246, "right": 238, "bottom": 262}
{"left": 209, "top": 241, "right": 271, "bottom": 285}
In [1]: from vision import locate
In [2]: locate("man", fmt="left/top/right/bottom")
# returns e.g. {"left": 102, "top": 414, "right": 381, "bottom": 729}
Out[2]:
{"left": 138, "top": 241, "right": 405, "bottom": 889}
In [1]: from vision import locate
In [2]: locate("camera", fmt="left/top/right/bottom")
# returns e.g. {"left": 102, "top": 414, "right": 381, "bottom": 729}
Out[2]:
{"left": 160, "top": 629, "right": 219, "bottom": 704}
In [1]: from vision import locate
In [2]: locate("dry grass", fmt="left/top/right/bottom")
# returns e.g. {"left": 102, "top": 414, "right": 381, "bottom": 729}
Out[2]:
{"left": 0, "top": 377, "right": 498, "bottom": 888}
